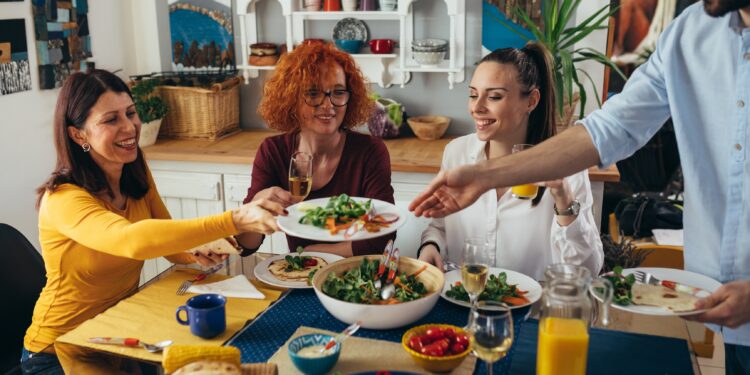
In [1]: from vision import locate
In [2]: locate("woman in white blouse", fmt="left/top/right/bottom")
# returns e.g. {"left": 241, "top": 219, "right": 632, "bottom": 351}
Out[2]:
{"left": 417, "top": 42, "right": 603, "bottom": 280}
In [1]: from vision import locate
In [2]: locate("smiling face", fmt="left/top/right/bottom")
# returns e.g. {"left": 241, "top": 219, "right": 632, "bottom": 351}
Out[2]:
{"left": 296, "top": 63, "right": 348, "bottom": 135}
{"left": 68, "top": 91, "right": 141, "bottom": 173}
{"left": 468, "top": 61, "right": 540, "bottom": 143}
{"left": 702, "top": 0, "right": 750, "bottom": 17}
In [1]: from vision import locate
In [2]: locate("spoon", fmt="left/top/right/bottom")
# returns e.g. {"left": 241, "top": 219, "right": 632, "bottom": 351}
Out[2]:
{"left": 320, "top": 321, "right": 361, "bottom": 353}
{"left": 380, "top": 248, "right": 400, "bottom": 300}
{"left": 87, "top": 337, "right": 173, "bottom": 353}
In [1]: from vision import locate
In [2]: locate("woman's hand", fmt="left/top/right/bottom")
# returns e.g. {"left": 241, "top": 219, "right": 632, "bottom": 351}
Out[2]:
{"left": 232, "top": 198, "right": 286, "bottom": 235}
{"left": 418, "top": 244, "right": 445, "bottom": 272}
{"left": 535, "top": 178, "right": 574, "bottom": 209}
{"left": 252, "top": 186, "right": 298, "bottom": 207}
{"left": 192, "top": 251, "right": 228, "bottom": 267}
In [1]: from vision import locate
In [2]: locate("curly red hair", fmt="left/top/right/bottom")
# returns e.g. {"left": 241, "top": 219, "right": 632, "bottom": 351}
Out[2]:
{"left": 257, "top": 42, "right": 373, "bottom": 132}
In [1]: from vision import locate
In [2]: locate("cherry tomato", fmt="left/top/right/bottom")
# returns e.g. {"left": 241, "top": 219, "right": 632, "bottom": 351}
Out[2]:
{"left": 451, "top": 343, "right": 466, "bottom": 354}
{"left": 408, "top": 337, "right": 424, "bottom": 351}
{"left": 435, "top": 338, "right": 450, "bottom": 351}
{"left": 454, "top": 333, "right": 469, "bottom": 346}
{"left": 416, "top": 333, "right": 432, "bottom": 345}
{"left": 427, "top": 347, "right": 444, "bottom": 357}
{"left": 443, "top": 328, "right": 457, "bottom": 340}
{"left": 302, "top": 258, "right": 318, "bottom": 267}
{"left": 425, "top": 327, "right": 444, "bottom": 341}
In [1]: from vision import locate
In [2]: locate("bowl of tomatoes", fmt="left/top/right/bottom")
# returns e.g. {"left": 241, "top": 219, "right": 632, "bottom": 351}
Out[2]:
{"left": 401, "top": 324, "right": 472, "bottom": 373}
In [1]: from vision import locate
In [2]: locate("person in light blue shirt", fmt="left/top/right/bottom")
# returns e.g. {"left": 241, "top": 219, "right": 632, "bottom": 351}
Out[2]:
{"left": 409, "top": 1, "right": 750, "bottom": 372}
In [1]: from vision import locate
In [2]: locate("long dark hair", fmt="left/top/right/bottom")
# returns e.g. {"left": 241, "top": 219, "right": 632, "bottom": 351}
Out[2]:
{"left": 36, "top": 70, "right": 149, "bottom": 208}
{"left": 479, "top": 41, "right": 557, "bottom": 207}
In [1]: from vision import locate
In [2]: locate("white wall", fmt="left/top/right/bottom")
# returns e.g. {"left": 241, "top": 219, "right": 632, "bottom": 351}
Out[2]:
{"left": 0, "top": 1, "right": 139, "bottom": 248}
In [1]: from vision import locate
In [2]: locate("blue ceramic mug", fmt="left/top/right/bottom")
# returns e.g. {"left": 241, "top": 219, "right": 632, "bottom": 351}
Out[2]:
{"left": 176, "top": 293, "right": 226, "bottom": 339}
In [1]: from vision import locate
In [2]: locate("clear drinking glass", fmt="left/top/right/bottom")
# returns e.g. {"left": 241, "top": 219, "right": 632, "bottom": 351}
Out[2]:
{"left": 467, "top": 301, "right": 514, "bottom": 375}
{"left": 510, "top": 144, "right": 539, "bottom": 200}
{"left": 461, "top": 237, "right": 491, "bottom": 323}
{"left": 289, "top": 152, "right": 313, "bottom": 201}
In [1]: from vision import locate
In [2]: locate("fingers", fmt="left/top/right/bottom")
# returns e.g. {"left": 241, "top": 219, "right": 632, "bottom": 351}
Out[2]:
{"left": 254, "top": 198, "right": 288, "bottom": 216}
{"left": 409, "top": 173, "right": 447, "bottom": 214}
{"left": 433, "top": 255, "right": 445, "bottom": 273}
{"left": 413, "top": 194, "right": 442, "bottom": 217}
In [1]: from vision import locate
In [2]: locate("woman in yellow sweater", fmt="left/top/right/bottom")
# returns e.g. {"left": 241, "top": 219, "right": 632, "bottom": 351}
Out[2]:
{"left": 20, "top": 70, "right": 284, "bottom": 374}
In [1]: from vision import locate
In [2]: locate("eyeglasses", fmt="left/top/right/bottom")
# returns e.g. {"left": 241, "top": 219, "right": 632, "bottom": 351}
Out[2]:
{"left": 303, "top": 89, "right": 350, "bottom": 107}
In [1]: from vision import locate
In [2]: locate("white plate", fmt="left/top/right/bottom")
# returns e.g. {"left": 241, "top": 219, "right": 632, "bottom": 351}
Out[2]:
{"left": 602, "top": 267, "right": 722, "bottom": 316}
{"left": 441, "top": 267, "right": 543, "bottom": 310}
{"left": 253, "top": 252, "right": 344, "bottom": 289}
{"left": 277, "top": 197, "right": 407, "bottom": 242}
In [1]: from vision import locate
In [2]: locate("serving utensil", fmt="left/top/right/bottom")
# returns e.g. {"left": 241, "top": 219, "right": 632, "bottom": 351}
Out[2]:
{"left": 633, "top": 270, "right": 710, "bottom": 297}
{"left": 380, "top": 248, "right": 400, "bottom": 300}
{"left": 320, "top": 321, "right": 361, "bottom": 353}
{"left": 374, "top": 240, "right": 395, "bottom": 291}
{"left": 87, "top": 337, "right": 173, "bottom": 353}
{"left": 177, "top": 262, "right": 224, "bottom": 295}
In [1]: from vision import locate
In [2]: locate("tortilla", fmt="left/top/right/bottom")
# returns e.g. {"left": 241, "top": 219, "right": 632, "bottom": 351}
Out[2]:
{"left": 186, "top": 238, "right": 239, "bottom": 255}
{"left": 268, "top": 256, "right": 327, "bottom": 281}
{"left": 631, "top": 283, "right": 699, "bottom": 312}
{"left": 173, "top": 360, "right": 240, "bottom": 375}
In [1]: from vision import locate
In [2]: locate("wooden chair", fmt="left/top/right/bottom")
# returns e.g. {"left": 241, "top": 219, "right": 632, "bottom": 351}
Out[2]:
{"left": 608, "top": 213, "right": 715, "bottom": 358}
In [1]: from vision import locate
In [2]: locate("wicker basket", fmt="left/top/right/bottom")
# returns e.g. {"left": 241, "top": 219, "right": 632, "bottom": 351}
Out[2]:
{"left": 157, "top": 76, "right": 241, "bottom": 140}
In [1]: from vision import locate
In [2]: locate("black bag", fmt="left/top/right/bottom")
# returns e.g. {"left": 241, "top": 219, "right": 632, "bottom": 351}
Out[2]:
{"left": 614, "top": 192, "right": 683, "bottom": 239}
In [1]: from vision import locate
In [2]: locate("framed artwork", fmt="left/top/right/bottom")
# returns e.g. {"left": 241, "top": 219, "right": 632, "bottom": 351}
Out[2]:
{"left": 603, "top": 0, "right": 697, "bottom": 99}
{"left": 169, "top": 0, "right": 235, "bottom": 70}
{"left": 481, "top": 0, "right": 538, "bottom": 54}
{"left": 32, "top": 0, "right": 94, "bottom": 90}
{"left": 0, "top": 18, "right": 32, "bottom": 96}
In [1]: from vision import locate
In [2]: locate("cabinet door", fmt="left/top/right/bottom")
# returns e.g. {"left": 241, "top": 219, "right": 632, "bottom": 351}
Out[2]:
{"left": 141, "top": 171, "right": 226, "bottom": 284}
{"left": 392, "top": 172, "right": 435, "bottom": 259}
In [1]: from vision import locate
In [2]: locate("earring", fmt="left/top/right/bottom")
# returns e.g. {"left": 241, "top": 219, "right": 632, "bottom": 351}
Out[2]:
{"left": 82, "top": 143, "right": 91, "bottom": 152}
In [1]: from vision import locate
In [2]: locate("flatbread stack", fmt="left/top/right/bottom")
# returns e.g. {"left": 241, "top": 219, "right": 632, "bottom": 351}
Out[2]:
{"left": 173, "top": 360, "right": 241, "bottom": 375}
{"left": 268, "top": 256, "right": 327, "bottom": 281}
{"left": 632, "top": 283, "right": 699, "bottom": 312}
{"left": 185, "top": 238, "right": 239, "bottom": 255}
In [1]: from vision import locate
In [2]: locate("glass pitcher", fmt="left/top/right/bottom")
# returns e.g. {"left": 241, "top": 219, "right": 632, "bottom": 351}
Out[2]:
{"left": 536, "top": 264, "right": 613, "bottom": 375}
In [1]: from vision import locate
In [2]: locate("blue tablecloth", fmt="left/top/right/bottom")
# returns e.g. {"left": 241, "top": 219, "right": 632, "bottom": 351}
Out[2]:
{"left": 228, "top": 289, "right": 694, "bottom": 374}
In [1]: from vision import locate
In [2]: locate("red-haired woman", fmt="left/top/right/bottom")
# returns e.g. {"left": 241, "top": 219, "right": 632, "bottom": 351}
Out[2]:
{"left": 236, "top": 42, "right": 395, "bottom": 257}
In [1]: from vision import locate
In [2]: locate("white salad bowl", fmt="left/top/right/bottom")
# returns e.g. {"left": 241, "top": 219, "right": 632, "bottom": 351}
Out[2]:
{"left": 312, "top": 255, "right": 444, "bottom": 329}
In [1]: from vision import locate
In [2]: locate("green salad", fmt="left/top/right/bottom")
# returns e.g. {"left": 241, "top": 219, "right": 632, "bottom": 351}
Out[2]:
{"left": 445, "top": 272, "right": 530, "bottom": 306}
{"left": 321, "top": 258, "right": 427, "bottom": 304}
{"left": 603, "top": 266, "right": 636, "bottom": 306}
{"left": 298, "top": 194, "right": 371, "bottom": 228}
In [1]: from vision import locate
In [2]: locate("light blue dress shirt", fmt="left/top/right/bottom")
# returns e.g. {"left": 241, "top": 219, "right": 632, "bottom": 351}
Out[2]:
{"left": 582, "top": 3, "right": 750, "bottom": 345}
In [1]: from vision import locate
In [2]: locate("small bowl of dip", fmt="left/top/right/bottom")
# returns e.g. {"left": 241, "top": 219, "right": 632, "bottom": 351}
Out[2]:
{"left": 288, "top": 333, "right": 341, "bottom": 375}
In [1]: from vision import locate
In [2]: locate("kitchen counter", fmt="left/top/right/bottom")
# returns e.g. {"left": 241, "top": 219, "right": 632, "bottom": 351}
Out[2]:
{"left": 142, "top": 130, "right": 619, "bottom": 181}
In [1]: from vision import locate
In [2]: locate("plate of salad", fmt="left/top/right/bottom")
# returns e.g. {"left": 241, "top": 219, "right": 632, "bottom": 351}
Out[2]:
{"left": 441, "top": 267, "right": 542, "bottom": 310}
{"left": 253, "top": 249, "right": 344, "bottom": 289}
{"left": 277, "top": 195, "right": 407, "bottom": 242}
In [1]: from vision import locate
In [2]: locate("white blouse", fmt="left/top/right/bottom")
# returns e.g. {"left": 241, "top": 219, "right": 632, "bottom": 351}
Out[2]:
{"left": 420, "top": 134, "right": 604, "bottom": 280}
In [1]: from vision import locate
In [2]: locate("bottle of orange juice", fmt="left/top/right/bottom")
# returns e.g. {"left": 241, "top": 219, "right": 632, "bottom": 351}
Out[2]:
{"left": 536, "top": 264, "right": 613, "bottom": 375}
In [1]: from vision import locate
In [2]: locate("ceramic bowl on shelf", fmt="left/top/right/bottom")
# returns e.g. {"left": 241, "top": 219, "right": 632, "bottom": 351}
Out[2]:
{"left": 411, "top": 38, "right": 448, "bottom": 51}
{"left": 412, "top": 50, "right": 446, "bottom": 66}
{"left": 407, "top": 115, "right": 450, "bottom": 140}
{"left": 335, "top": 39, "right": 363, "bottom": 54}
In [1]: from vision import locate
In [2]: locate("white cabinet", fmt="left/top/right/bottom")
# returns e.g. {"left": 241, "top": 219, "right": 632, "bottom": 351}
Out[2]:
{"left": 235, "top": 0, "right": 465, "bottom": 88}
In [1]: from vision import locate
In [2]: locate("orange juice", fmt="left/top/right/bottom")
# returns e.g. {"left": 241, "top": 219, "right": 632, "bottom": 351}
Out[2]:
{"left": 511, "top": 184, "right": 539, "bottom": 199}
{"left": 536, "top": 317, "right": 589, "bottom": 375}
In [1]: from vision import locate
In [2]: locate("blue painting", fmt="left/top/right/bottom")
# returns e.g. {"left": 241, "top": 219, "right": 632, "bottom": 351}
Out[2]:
{"left": 169, "top": 0, "right": 235, "bottom": 70}
{"left": 481, "top": 0, "right": 540, "bottom": 54}
{"left": 0, "top": 19, "right": 32, "bottom": 95}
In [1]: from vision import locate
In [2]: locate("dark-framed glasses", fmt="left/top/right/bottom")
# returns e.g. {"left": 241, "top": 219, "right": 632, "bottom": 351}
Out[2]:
{"left": 303, "top": 89, "right": 350, "bottom": 107}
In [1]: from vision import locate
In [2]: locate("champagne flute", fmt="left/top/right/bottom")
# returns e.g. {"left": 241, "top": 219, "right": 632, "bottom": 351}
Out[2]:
{"left": 468, "top": 301, "right": 514, "bottom": 375}
{"left": 461, "top": 237, "right": 491, "bottom": 325}
{"left": 289, "top": 151, "right": 313, "bottom": 201}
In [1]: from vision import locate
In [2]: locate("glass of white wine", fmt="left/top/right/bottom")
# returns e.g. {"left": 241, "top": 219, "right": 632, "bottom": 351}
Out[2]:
{"left": 468, "top": 301, "right": 514, "bottom": 375}
{"left": 461, "top": 237, "right": 491, "bottom": 323}
{"left": 289, "top": 151, "right": 313, "bottom": 201}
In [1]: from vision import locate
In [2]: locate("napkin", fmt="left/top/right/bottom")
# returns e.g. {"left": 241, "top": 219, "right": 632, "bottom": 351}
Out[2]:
{"left": 652, "top": 229, "right": 684, "bottom": 247}
{"left": 187, "top": 275, "right": 266, "bottom": 299}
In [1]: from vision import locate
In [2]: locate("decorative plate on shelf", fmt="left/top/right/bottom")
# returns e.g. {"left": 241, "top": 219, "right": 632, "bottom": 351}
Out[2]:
{"left": 333, "top": 17, "right": 368, "bottom": 41}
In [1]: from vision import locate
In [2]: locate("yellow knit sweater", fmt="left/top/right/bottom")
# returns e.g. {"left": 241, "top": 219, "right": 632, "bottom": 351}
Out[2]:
{"left": 24, "top": 178, "right": 237, "bottom": 353}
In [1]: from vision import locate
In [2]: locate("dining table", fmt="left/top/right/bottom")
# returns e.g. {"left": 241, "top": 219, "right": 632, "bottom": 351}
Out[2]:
{"left": 57, "top": 253, "right": 702, "bottom": 374}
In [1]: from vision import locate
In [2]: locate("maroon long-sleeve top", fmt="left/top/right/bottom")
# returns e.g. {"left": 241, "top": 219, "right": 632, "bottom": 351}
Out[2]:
{"left": 243, "top": 131, "right": 396, "bottom": 255}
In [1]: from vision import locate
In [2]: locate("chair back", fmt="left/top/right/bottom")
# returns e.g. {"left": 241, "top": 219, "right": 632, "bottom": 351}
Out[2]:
{"left": 0, "top": 224, "right": 46, "bottom": 373}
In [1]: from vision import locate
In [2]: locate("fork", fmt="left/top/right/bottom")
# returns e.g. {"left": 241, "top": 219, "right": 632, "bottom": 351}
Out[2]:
{"left": 176, "top": 263, "right": 224, "bottom": 295}
{"left": 633, "top": 270, "right": 710, "bottom": 297}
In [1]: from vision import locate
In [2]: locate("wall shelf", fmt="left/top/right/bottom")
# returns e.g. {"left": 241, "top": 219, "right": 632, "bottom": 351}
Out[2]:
{"left": 236, "top": 0, "right": 465, "bottom": 88}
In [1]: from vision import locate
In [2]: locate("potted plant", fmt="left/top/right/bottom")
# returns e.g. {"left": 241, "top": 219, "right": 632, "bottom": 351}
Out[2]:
{"left": 600, "top": 234, "right": 651, "bottom": 275}
{"left": 489, "top": 0, "right": 626, "bottom": 128}
{"left": 130, "top": 78, "right": 168, "bottom": 147}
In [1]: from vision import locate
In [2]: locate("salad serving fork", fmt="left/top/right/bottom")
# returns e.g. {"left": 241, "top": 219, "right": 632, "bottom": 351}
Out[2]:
{"left": 176, "top": 262, "right": 224, "bottom": 295}
{"left": 633, "top": 270, "right": 710, "bottom": 297}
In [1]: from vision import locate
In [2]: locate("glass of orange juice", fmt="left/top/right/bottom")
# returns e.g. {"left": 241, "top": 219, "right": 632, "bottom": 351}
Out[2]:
{"left": 510, "top": 144, "right": 538, "bottom": 199}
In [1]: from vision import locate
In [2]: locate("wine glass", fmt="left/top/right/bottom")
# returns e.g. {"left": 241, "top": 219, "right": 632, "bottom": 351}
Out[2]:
{"left": 289, "top": 152, "right": 313, "bottom": 201}
{"left": 461, "top": 237, "right": 491, "bottom": 322}
{"left": 468, "top": 301, "right": 514, "bottom": 375}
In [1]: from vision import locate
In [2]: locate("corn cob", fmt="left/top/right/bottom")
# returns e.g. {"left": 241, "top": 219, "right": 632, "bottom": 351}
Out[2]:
{"left": 162, "top": 345, "right": 241, "bottom": 374}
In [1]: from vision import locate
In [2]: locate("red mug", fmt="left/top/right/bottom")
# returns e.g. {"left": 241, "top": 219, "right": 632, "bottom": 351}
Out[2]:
{"left": 323, "top": 0, "right": 341, "bottom": 11}
{"left": 369, "top": 39, "right": 395, "bottom": 54}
